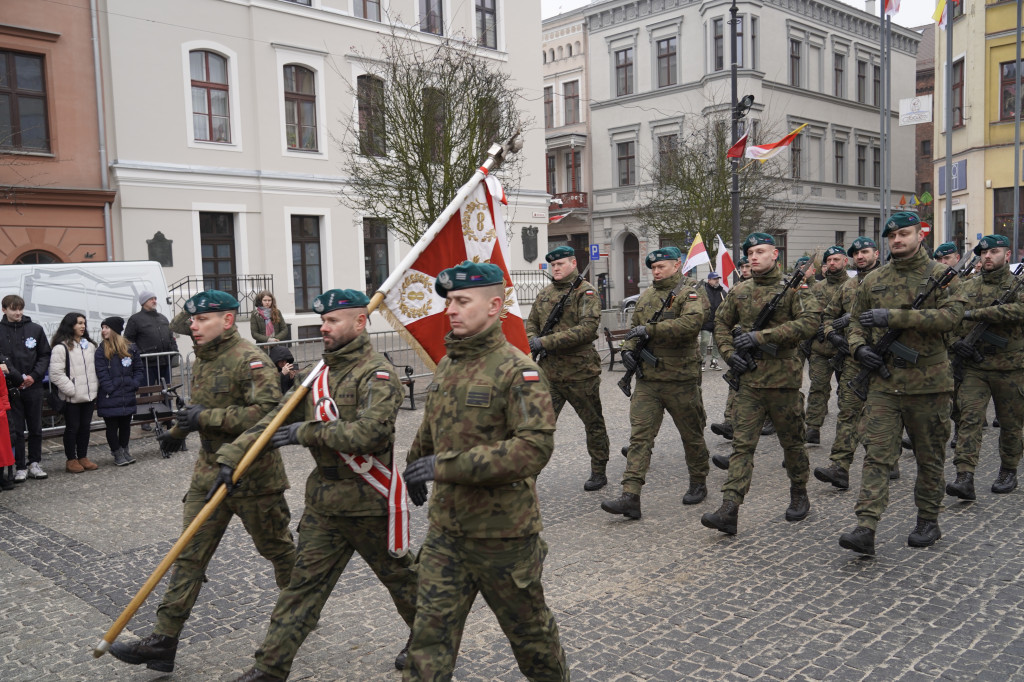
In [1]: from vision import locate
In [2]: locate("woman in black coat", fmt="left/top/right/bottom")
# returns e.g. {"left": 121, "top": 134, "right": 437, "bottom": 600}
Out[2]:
{"left": 95, "top": 317, "right": 144, "bottom": 466}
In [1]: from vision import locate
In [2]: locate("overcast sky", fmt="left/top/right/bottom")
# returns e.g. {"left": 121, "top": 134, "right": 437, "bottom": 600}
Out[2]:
{"left": 541, "top": 0, "right": 938, "bottom": 29}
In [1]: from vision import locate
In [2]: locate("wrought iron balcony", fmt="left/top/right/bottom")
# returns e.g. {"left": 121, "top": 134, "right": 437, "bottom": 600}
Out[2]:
{"left": 549, "top": 192, "right": 588, "bottom": 211}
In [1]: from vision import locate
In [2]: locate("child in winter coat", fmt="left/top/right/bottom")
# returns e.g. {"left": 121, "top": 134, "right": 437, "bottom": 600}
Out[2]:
{"left": 95, "top": 317, "right": 144, "bottom": 466}
{"left": 49, "top": 312, "right": 99, "bottom": 473}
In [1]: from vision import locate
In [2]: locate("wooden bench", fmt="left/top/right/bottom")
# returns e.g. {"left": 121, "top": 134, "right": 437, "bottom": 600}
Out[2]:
{"left": 603, "top": 327, "right": 631, "bottom": 371}
{"left": 383, "top": 352, "right": 417, "bottom": 410}
{"left": 134, "top": 384, "right": 179, "bottom": 429}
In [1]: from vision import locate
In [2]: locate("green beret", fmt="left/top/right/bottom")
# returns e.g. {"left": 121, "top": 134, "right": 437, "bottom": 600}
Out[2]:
{"left": 645, "top": 246, "right": 682, "bottom": 268}
{"left": 974, "top": 234, "right": 1010, "bottom": 255}
{"left": 545, "top": 245, "right": 576, "bottom": 263}
{"left": 847, "top": 236, "right": 877, "bottom": 256}
{"left": 312, "top": 289, "right": 370, "bottom": 314}
{"left": 882, "top": 211, "right": 920, "bottom": 237}
{"left": 933, "top": 242, "right": 959, "bottom": 259}
{"left": 737, "top": 255, "right": 749, "bottom": 266}
{"left": 824, "top": 245, "right": 846, "bottom": 259}
{"left": 742, "top": 232, "right": 775, "bottom": 255}
{"left": 435, "top": 261, "right": 505, "bottom": 298}
{"left": 184, "top": 290, "right": 239, "bottom": 315}
{"left": 795, "top": 256, "right": 810, "bottom": 266}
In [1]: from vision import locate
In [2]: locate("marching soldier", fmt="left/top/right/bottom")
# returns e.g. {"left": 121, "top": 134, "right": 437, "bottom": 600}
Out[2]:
{"left": 110, "top": 291, "right": 295, "bottom": 673}
{"left": 402, "top": 262, "right": 567, "bottom": 681}
{"left": 701, "top": 233, "right": 820, "bottom": 536}
{"left": 738, "top": 255, "right": 752, "bottom": 281}
{"left": 711, "top": 255, "right": 753, "bottom": 440}
{"left": 226, "top": 289, "right": 418, "bottom": 681}
{"left": 946, "top": 234, "right": 1024, "bottom": 500}
{"left": 526, "top": 245, "right": 610, "bottom": 491}
{"left": 813, "top": 237, "right": 880, "bottom": 489}
{"left": 838, "top": 212, "right": 965, "bottom": 555}
{"left": 934, "top": 241, "right": 961, "bottom": 268}
{"left": 601, "top": 247, "right": 711, "bottom": 519}
{"left": 804, "top": 246, "right": 850, "bottom": 444}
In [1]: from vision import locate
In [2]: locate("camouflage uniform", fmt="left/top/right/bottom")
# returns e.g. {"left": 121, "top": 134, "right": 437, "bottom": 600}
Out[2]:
{"left": 846, "top": 246, "right": 965, "bottom": 531}
{"left": 216, "top": 330, "right": 417, "bottom": 679}
{"left": 619, "top": 271, "right": 710, "bottom": 494}
{"left": 526, "top": 269, "right": 609, "bottom": 475}
{"left": 153, "top": 326, "right": 294, "bottom": 640}
{"left": 721, "top": 273, "right": 753, "bottom": 425}
{"left": 950, "top": 264, "right": 1024, "bottom": 475}
{"left": 714, "top": 264, "right": 820, "bottom": 503}
{"left": 805, "top": 269, "right": 848, "bottom": 430}
{"left": 404, "top": 322, "right": 567, "bottom": 682}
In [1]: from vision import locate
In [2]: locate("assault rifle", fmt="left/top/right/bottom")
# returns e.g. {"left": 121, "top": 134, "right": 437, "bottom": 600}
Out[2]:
{"left": 723, "top": 257, "right": 816, "bottom": 391}
{"left": 952, "top": 262, "right": 1024, "bottom": 387}
{"left": 533, "top": 263, "right": 592, "bottom": 362}
{"left": 848, "top": 252, "right": 969, "bottom": 401}
{"left": 617, "top": 275, "right": 691, "bottom": 398}
{"left": 154, "top": 378, "right": 187, "bottom": 457}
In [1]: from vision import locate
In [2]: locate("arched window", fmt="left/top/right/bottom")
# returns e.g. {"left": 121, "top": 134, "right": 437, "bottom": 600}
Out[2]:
{"left": 15, "top": 250, "right": 59, "bottom": 264}
{"left": 567, "top": 44, "right": 573, "bottom": 57}
{"left": 575, "top": 41, "right": 582, "bottom": 55}
{"left": 357, "top": 74, "right": 386, "bottom": 156}
{"left": 542, "top": 51, "right": 547, "bottom": 64}
{"left": 557, "top": 46, "right": 563, "bottom": 60}
{"left": 189, "top": 50, "right": 231, "bottom": 142}
{"left": 284, "top": 64, "right": 317, "bottom": 150}
{"left": 549, "top": 49, "right": 555, "bottom": 62}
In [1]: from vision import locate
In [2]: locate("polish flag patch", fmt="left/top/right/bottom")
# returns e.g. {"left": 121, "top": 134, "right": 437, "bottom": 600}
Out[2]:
{"left": 249, "top": 360, "right": 264, "bottom": 369}
{"left": 584, "top": 290, "right": 595, "bottom": 295}
{"left": 688, "top": 292, "right": 698, "bottom": 299}
{"left": 522, "top": 370, "right": 540, "bottom": 382}
{"left": 375, "top": 371, "right": 391, "bottom": 380}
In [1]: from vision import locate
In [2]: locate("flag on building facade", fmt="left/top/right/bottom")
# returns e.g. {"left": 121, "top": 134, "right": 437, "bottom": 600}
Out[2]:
{"left": 380, "top": 175, "right": 529, "bottom": 368}
{"left": 715, "top": 235, "right": 736, "bottom": 290}
{"left": 682, "top": 233, "right": 710, "bottom": 274}
{"left": 744, "top": 123, "right": 808, "bottom": 162}
{"left": 726, "top": 132, "right": 748, "bottom": 159}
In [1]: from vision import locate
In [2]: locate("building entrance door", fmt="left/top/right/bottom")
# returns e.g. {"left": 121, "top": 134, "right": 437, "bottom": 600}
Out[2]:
{"left": 623, "top": 233, "right": 639, "bottom": 297}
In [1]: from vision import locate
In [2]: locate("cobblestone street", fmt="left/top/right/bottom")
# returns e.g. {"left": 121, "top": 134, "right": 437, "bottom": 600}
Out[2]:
{"left": 2, "top": 366, "right": 1023, "bottom": 681}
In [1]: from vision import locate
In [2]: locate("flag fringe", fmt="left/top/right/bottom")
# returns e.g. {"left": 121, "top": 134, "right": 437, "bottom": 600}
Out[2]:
{"left": 377, "top": 304, "right": 438, "bottom": 372}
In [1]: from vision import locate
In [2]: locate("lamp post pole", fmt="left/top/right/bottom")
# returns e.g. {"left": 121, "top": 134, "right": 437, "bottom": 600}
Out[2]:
{"left": 730, "top": 0, "right": 740, "bottom": 276}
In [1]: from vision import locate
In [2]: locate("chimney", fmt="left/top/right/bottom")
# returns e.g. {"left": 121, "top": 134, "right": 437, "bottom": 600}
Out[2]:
{"left": 864, "top": 1, "right": 876, "bottom": 14}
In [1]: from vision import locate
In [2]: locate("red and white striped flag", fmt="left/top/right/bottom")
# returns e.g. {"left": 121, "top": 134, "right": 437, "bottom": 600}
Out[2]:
{"left": 884, "top": 0, "right": 900, "bottom": 17}
{"left": 726, "top": 132, "right": 748, "bottom": 159}
{"left": 745, "top": 123, "right": 808, "bottom": 162}
{"left": 715, "top": 235, "right": 736, "bottom": 291}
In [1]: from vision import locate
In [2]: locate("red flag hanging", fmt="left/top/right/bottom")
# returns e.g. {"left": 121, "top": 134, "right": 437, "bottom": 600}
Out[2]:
{"left": 726, "top": 132, "right": 748, "bottom": 159}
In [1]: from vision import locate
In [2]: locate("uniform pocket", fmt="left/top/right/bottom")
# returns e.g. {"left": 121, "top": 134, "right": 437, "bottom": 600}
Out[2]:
{"left": 511, "top": 536, "right": 548, "bottom": 589}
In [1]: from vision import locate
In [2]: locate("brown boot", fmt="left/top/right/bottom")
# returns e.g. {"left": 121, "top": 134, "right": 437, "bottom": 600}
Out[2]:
{"left": 78, "top": 457, "right": 98, "bottom": 470}
{"left": 66, "top": 459, "right": 84, "bottom": 474}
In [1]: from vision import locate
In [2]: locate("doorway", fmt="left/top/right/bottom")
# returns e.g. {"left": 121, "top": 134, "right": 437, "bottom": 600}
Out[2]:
{"left": 623, "top": 233, "right": 639, "bottom": 297}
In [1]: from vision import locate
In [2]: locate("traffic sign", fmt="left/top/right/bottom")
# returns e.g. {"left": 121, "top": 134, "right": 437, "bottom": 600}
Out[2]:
{"left": 589, "top": 244, "right": 600, "bottom": 261}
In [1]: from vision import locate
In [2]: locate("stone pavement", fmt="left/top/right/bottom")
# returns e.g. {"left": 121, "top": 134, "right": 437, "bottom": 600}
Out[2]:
{"left": 2, "top": 365, "right": 1024, "bottom": 681}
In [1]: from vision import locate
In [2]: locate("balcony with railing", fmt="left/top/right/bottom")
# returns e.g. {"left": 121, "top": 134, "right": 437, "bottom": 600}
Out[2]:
{"left": 550, "top": 191, "right": 589, "bottom": 212}
{"left": 169, "top": 274, "right": 274, "bottom": 319}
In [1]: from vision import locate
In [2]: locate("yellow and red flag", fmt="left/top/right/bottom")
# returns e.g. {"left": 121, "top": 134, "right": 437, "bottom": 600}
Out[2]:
{"left": 682, "top": 233, "right": 710, "bottom": 274}
{"left": 745, "top": 123, "right": 808, "bottom": 162}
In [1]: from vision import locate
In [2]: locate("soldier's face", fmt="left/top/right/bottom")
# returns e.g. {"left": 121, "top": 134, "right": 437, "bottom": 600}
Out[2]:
{"left": 938, "top": 253, "right": 960, "bottom": 267}
{"left": 445, "top": 286, "right": 503, "bottom": 338}
{"left": 550, "top": 257, "right": 576, "bottom": 281}
{"left": 980, "top": 247, "right": 1009, "bottom": 272}
{"left": 852, "top": 247, "right": 878, "bottom": 270}
{"left": 650, "top": 259, "right": 681, "bottom": 282}
{"left": 825, "top": 254, "right": 848, "bottom": 273}
{"left": 3, "top": 307, "right": 23, "bottom": 323}
{"left": 320, "top": 309, "right": 367, "bottom": 351}
{"left": 887, "top": 226, "right": 923, "bottom": 257}
{"left": 747, "top": 245, "right": 778, "bottom": 274}
{"left": 190, "top": 312, "right": 232, "bottom": 345}
{"left": 740, "top": 264, "right": 752, "bottom": 278}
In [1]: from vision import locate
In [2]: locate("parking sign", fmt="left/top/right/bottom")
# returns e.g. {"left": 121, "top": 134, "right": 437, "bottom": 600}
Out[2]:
{"left": 589, "top": 244, "right": 600, "bottom": 261}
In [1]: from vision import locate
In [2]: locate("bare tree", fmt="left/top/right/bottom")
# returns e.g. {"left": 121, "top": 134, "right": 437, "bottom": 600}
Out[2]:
{"left": 336, "top": 25, "right": 528, "bottom": 245}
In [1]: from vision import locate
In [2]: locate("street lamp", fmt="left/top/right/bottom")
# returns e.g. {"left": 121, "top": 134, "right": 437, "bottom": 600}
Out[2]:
{"left": 729, "top": 0, "right": 753, "bottom": 278}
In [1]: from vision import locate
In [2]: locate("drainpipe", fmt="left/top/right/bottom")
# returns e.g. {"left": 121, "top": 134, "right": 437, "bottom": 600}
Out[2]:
{"left": 90, "top": 0, "right": 113, "bottom": 261}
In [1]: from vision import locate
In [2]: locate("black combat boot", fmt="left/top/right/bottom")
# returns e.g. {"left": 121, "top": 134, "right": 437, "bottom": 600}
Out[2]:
{"left": 901, "top": 435, "right": 913, "bottom": 450}
{"left": 889, "top": 461, "right": 901, "bottom": 480}
{"left": 701, "top": 500, "right": 738, "bottom": 534}
{"left": 907, "top": 517, "right": 941, "bottom": 547}
{"left": 233, "top": 668, "right": 285, "bottom": 682}
{"left": 109, "top": 634, "right": 178, "bottom": 672}
{"left": 993, "top": 417, "right": 1000, "bottom": 428}
{"left": 991, "top": 468, "right": 1017, "bottom": 494}
{"left": 838, "top": 526, "right": 875, "bottom": 555}
{"left": 601, "top": 492, "right": 641, "bottom": 519}
{"left": 621, "top": 445, "right": 629, "bottom": 457}
{"left": 761, "top": 418, "right": 776, "bottom": 436}
{"left": 394, "top": 632, "right": 413, "bottom": 671}
{"left": 814, "top": 463, "right": 849, "bottom": 490}
{"left": 710, "top": 422, "right": 734, "bottom": 440}
{"left": 584, "top": 471, "right": 608, "bottom": 491}
{"left": 945, "top": 471, "right": 976, "bottom": 500}
{"left": 785, "top": 487, "right": 810, "bottom": 521}
{"left": 682, "top": 479, "right": 707, "bottom": 505}
{"left": 805, "top": 428, "right": 820, "bottom": 444}
{"left": 711, "top": 453, "right": 731, "bottom": 470}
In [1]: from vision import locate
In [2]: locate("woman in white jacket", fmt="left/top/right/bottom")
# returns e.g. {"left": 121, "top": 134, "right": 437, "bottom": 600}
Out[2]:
{"left": 49, "top": 312, "right": 100, "bottom": 473}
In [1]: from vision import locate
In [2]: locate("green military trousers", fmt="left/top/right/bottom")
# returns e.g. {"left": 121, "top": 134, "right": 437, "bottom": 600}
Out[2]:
{"left": 255, "top": 509, "right": 418, "bottom": 678}
{"left": 854, "top": 391, "right": 951, "bottom": 531}
{"left": 724, "top": 385, "right": 736, "bottom": 422}
{"left": 154, "top": 487, "right": 295, "bottom": 639}
{"left": 405, "top": 529, "right": 568, "bottom": 682}
{"left": 827, "top": 364, "right": 866, "bottom": 472}
{"left": 805, "top": 353, "right": 835, "bottom": 429}
{"left": 622, "top": 378, "right": 709, "bottom": 495}
{"left": 722, "top": 386, "right": 809, "bottom": 504}
{"left": 551, "top": 376, "right": 610, "bottom": 475}
{"left": 953, "top": 367, "right": 1024, "bottom": 473}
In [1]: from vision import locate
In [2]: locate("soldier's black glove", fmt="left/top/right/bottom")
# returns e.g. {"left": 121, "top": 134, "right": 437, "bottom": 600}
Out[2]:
{"left": 827, "top": 332, "right": 849, "bottom": 354}
{"left": 854, "top": 346, "right": 884, "bottom": 370}
{"left": 859, "top": 309, "right": 890, "bottom": 328}
{"left": 727, "top": 354, "right": 751, "bottom": 374}
{"left": 156, "top": 430, "right": 185, "bottom": 457}
{"left": 205, "top": 464, "right": 237, "bottom": 501}
{"left": 816, "top": 324, "right": 826, "bottom": 342}
{"left": 407, "top": 482, "right": 429, "bottom": 507}
{"left": 624, "top": 325, "right": 649, "bottom": 342}
{"left": 621, "top": 349, "right": 638, "bottom": 372}
{"left": 832, "top": 313, "right": 851, "bottom": 330}
{"left": 528, "top": 337, "right": 544, "bottom": 353}
{"left": 733, "top": 332, "right": 758, "bottom": 352}
{"left": 951, "top": 340, "right": 984, "bottom": 363}
{"left": 269, "top": 423, "right": 304, "bottom": 449}
{"left": 403, "top": 455, "right": 437, "bottom": 487}
{"left": 175, "top": 404, "right": 205, "bottom": 432}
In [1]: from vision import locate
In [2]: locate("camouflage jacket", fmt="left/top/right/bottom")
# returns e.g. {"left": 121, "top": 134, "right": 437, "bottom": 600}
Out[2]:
{"left": 847, "top": 246, "right": 966, "bottom": 395}
{"left": 620, "top": 271, "right": 708, "bottom": 382}
{"left": 715, "top": 263, "right": 820, "bottom": 390}
{"left": 948, "top": 264, "right": 1024, "bottom": 372}
{"left": 809, "top": 269, "right": 851, "bottom": 357}
{"left": 217, "top": 331, "right": 403, "bottom": 517}
{"left": 525, "top": 269, "right": 602, "bottom": 382}
{"left": 169, "top": 326, "right": 286, "bottom": 497}
{"left": 408, "top": 321, "right": 555, "bottom": 539}
{"left": 822, "top": 262, "right": 881, "bottom": 372}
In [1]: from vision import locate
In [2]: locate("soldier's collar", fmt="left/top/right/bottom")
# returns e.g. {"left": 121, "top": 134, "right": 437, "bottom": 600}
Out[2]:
{"left": 444, "top": 319, "right": 505, "bottom": 360}
{"left": 825, "top": 268, "right": 847, "bottom": 284}
{"left": 891, "top": 244, "right": 929, "bottom": 270}
{"left": 981, "top": 264, "right": 1009, "bottom": 284}
{"left": 323, "top": 330, "right": 369, "bottom": 368}
{"left": 751, "top": 263, "right": 782, "bottom": 286}
{"left": 552, "top": 270, "right": 578, "bottom": 289}
{"left": 653, "top": 271, "right": 682, "bottom": 290}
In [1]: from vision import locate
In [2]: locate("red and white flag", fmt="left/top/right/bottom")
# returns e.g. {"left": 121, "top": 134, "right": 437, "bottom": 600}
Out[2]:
{"left": 745, "top": 123, "right": 808, "bottom": 162}
{"left": 884, "top": 0, "right": 900, "bottom": 17}
{"left": 682, "top": 233, "right": 710, "bottom": 274}
{"left": 726, "top": 132, "right": 748, "bottom": 159}
{"left": 715, "top": 235, "right": 736, "bottom": 291}
{"left": 380, "top": 174, "right": 529, "bottom": 367}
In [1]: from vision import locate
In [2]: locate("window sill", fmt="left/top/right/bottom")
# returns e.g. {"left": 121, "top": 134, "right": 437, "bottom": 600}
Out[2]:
{"left": 0, "top": 149, "right": 55, "bottom": 158}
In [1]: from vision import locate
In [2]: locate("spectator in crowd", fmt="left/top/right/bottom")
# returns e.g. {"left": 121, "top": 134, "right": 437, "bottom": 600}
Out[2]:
{"left": 250, "top": 290, "right": 291, "bottom": 344}
{"left": 268, "top": 344, "right": 297, "bottom": 393}
{"left": 50, "top": 312, "right": 100, "bottom": 473}
{"left": 95, "top": 316, "right": 144, "bottom": 467}
{"left": 0, "top": 363, "right": 14, "bottom": 491}
{"left": 0, "top": 294, "right": 51, "bottom": 482}
{"left": 701, "top": 272, "right": 725, "bottom": 371}
{"left": 125, "top": 291, "right": 175, "bottom": 387}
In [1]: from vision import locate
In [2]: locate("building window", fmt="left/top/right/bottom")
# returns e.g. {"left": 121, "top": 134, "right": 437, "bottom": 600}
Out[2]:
{"left": 994, "top": 187, "right": 1024, "bottom": 239}
{"left": 791, "top": 134, "right": 802, "bottom": 179}
{"left": 563, "top": 81, "right": 579, "bottom": 124}
{"left": 771, "top": 231, "right": 788, "bottom": 266}
{"left": 565, "top": 150, "right": 580, "bottom": 192}
{"left": 190, "top": 50, "right": 231, "bottom": 143}
{"left": 284, "top": 65, "right": 317, "bottom": 151}
{"left": 750, "top": 17, "right": 758, "bottom": 70}
{"left": 283, "top": 0, "right": 312, "bottom": 4}
{"left": 420, "top": 0, "right": 444, "bottom": 35}
{"left": 872, "top": 145, "right": 880, "bottom": 187}
{"left": 543, "top": 86, "right": 553, "bottom": 128}
{"left": 363, "top": 218, "right": 389, "bottom": 296}
{"left": 476, "top": 0, "right": 497, "bottom": 50}
{"left": 858, "top": 216, "right": 867, "bottom": 237}
{"left": 713, "top": 19, "right": 724, "bottom": 72}
{"left": 615, "top": 48, "right": 633, "bottom": 96}
{"left": 200, "top": 212, "right": 237, "bottom": 297}
{"left": 856, "top": 60, "right": 867, "bottom": 103}
{"left": 873, "top": 217, "right": 880, "bottom": 245}
{"left": 834, "top": 53, "right": 844, "bottom": 98}
{"left": 834, "top": 231, "right": 845, "bottom": 247}
{"left": 921, "top": 181, "right": 932, "bottom": 197}
{"left": 657, "top": 37, "right": 677, "bottom": 87}
{"left": 14, "top": 250, "right": 59, "bottom": 264}
{"left": 789, "top": 40, "right": 801, "bottom": 87}
{"left": 657, "top": 134, "right": 678, "bottom": 169}
{"left": 921, "top": 139, "right": 931, "bottom": 156}
{"left": 546, "top": 154, "right": 556, "bottom": 195}
{"left": 735, "top": 17, "right": 743, "bottom": 68}
{"left": 873, "top": 64, "right": 881, "bottom": 106}
{"left": 0, "top": 51, "right": 49, "bottom": 151}
{"left": 834, "top": 140, "right": 845, "bottom": 184}
{"left": 292, "top": 216, "right": 322, "bottom": 311}
{"left": 617, "top": 141, "right": 635, "bottom": 187}
{"left": 856, "top": 144, "right": 866, "bottom": 186}
{"left": 357, "top": 75, "right": 385, "bottom": 156}
{"left": 952, "top": 58, "right": 964, "bottom": 127}
{"left": 422, "top": 87, "right": 445, "bottom": 163}
{"left": 354, "top": 0, "right": 381, "bottom": 21}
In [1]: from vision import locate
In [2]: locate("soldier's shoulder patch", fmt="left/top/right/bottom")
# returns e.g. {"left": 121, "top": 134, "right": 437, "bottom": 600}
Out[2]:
{"left": 249, "top": 360, "right": 264, "bottom": 369}
{"left": 584, "top": 290, "right": 595, "bottom": 295}
{"left": 800, "top": 283, "right": 809, "bottom": 289}
{"left": 374, "top": 370, "right": 391, "bottom": 380}
{"left": 688, "top": 292, "right": 698, "bottom": 299}
{"left": 521, "top": 370, "right": 540, "bottom": 382}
